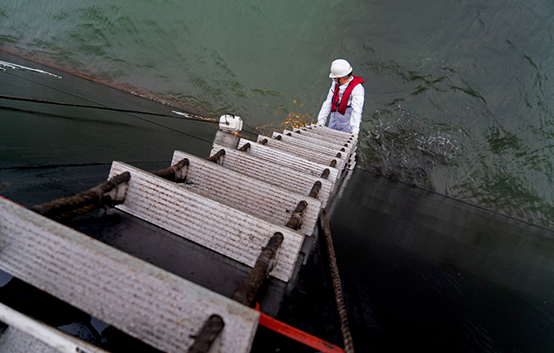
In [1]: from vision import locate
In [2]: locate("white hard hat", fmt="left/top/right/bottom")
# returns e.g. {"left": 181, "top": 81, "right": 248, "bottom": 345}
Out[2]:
{"left": 329, "top": 59, "right": 353, "bottom": 78}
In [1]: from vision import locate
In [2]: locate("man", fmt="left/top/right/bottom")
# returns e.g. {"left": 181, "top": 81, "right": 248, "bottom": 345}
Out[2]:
{"left": 316, "top": 59, "right": 365, "bottom": 135}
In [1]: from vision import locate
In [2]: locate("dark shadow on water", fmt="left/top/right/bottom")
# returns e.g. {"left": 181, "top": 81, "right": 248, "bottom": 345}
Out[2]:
{"left": 318, "top": 169, "right": 554, "bottom": 352}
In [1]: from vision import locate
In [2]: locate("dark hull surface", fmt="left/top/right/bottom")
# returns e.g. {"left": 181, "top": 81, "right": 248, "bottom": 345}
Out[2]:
{"left": 1, "top": 51, "right": 553, "bottom": 352}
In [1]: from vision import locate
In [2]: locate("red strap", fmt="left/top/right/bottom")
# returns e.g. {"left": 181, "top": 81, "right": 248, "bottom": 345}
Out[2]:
{"left": 331, "top": 76, "right": 364, "bottom": 115}
{"left": 255, "top": 303, "right": 344, "bottom": 353}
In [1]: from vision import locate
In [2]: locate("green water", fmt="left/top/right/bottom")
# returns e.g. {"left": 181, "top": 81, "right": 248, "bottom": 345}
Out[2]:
{"left": 2, "top": 0, "right": 554, "bottom": 226}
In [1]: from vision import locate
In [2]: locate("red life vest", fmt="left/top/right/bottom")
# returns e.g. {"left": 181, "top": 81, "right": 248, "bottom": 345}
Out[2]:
{"left": 331, "top": 76, "right": 364, "bottom": 115}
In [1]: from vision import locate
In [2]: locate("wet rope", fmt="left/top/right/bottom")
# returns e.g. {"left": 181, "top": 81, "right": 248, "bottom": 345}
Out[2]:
{"left": 188, "top": 315, "right": 225, "bottom": 353}
{"left": 322, "top": 208, "right": 354, "bottom": 353}
{"left": 30, "top": 172, "right": 130, "bottom": 221}
{"left": 232, "top": 232, "right": 283, "bottom": 307}
{"left": 28, "top": 159, "right": 189, "bottom": 222}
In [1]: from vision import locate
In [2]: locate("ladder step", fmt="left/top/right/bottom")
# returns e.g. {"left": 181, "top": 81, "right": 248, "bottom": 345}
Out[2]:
{"left": 256, "top": 136, "right": 347, "bottom": 170}
{"left": 207, "top": 144, "right": 334, "bottom": 208}
{"left": 237, "top": 138, "right": 340, "bottom": 183}
{"left": 281, "top": 129, "right": 355, "bottom": 154}
{"left": 303, "top": 124, "right": 355, "bottom": 138}
{"left": 294, "top": 126, "right": 357, "bottom": 145}
{"left": 169, "top": 151, "right": 321, "bottom": 235}
{"left": 272, "top": 132, "right": 351, "bottom": 158}
{"left": 0, "top": 197, "right": 259, "bottom": 353}
{"left": 109, "top": 162, "right": 305, "bottom": 282}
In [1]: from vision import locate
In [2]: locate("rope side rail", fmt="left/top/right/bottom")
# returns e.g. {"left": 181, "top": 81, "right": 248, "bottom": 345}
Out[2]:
{"left": 230, "top": 230, "right": 344, "bottom": 353}
{"left": 29, "top": 172, "right": 130, "bottom": 222}
{"left": 207, "top": 149, "right": 226, "bottom": 163}
{"left": 238, "top": 143, "right": 251, "bottom": 152}
{"left": 309, "top": 181, "right": 323, "bottom": 199}
{"left": 232, "top": 232, "right": 284, "bottom": 307}
{"left": 29, "top": 158, "right": 193, "bottom": 222}
{"left": 285, "top": 201, "right": 308, "bottom": 230}
{"left": 321, "top": 208, "right": 354, "bottom": 353}
{"left": 187, "top": 315, "right": 225, "bottom": 353}
{"left": 151, "top": 158, "right": 189, "bottom": 182}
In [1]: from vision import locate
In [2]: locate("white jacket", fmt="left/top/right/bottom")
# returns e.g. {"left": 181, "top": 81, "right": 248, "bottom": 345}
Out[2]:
{"left": 316, "top": 78, "right": 365, "bottom": 134}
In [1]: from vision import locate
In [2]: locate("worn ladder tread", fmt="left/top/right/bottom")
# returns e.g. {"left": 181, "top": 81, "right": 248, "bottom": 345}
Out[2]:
{"left": 256, "top": 135, "right": 347, "bottom": 170}
{"left": 272, "top": 132, "right": 351, "bottom": 159}
{"left": 237, "top": 138, "right": 341, "bottom": 183}
{"left": 204, "top": 144, "right": 334, "bottom": 208}
{"left": 281, "top": 129, "right": 355, "bottom": 155}
{"left": 109, "top": 162, "right": 305, "bottom": 282}
{"left": 168, "top": 151, "right": 321, "bottom": 235}
{"left": 0, "top": 197, "right": 259, "bottom": 353}
{"left": 293, "top": 125, "right": 358, "bottom": 145}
